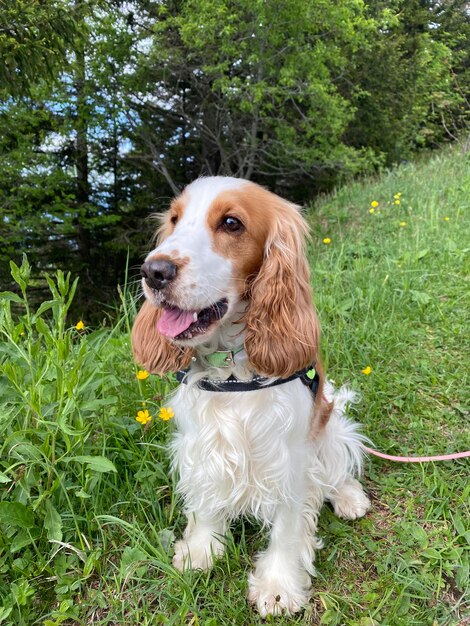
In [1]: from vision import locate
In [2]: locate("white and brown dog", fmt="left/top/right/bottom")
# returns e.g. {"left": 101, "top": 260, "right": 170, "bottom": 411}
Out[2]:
{"left": 132, "top": 177, "right": 370, "bottom": 617}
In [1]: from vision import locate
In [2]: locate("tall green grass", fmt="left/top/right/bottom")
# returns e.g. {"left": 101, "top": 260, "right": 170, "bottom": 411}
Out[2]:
{"left": 1, "top": 146, "right": 469, "bottom": 625}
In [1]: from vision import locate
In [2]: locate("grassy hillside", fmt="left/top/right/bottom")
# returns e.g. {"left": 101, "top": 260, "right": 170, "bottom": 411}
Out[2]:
{"left": 0, "top": 147, "right": 469, "bottom": 625}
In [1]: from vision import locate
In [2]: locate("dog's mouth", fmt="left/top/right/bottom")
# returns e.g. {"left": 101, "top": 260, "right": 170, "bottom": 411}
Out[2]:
{"left": 157, "top": 299, "right": 229, "bottom": 341}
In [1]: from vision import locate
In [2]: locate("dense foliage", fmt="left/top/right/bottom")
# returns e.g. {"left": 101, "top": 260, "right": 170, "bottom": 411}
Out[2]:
{"left": 0, "top": 0, "right": 469, "bottom": 314}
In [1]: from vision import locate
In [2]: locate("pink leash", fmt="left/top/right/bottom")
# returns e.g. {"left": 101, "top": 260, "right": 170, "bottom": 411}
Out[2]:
{"left": 363, "top": 445, "right": 470, "bottom": 463}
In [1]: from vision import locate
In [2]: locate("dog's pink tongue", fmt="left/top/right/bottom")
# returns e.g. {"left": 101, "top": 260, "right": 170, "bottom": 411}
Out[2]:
{"left": 157, "top": 307, "right": 195, "bottom": 338}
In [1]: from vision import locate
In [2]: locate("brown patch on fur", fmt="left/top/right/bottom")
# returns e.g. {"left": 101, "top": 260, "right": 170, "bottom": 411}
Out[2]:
{"left": 232, "top": 185, "right": 320, "bottom": 378}
{"left": 310, "top": 361, "right": 334, "bottom": 437}
{"left": 206, "top": 187, "right": 270, "bottom": 295}
{"left": 155, "top": 194, "right": 188, "bottom": 241}
{"left": 131, "top": 300, "right": 194, "bottom": 375}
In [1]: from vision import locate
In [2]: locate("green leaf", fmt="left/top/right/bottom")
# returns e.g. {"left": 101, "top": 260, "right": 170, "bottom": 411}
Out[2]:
{"left": 75, "top": 489, "right": 91, "bottom": 499}
{"left": 410, "top": 290, "right": 431, "bottom": 306}
{"left": 0, "top": 291, "right": 23, "bottom": 304}
{"left": 80, "top": 397, "right": 118, "bottom": 412}
{"left": 421, "top": 547, "right": 441, "bottom": 560}
{"left": 158, "top": 528, "right": 175, "bottom": 552}
{"left": 409, "top": 522, "right": 428, "bottom": 546}
{"left": 0, "top": 502, "right": 34, "bottom": 528}
{"left": 339, "top": 297, "right": 354, "bottom": 313}
{"left": 9, "top": 255, "right": 31, "bottom": 290}
{"left": 63, "top": 455, "right": 117, "bottom": 473}
{"left": 455, "top": 562, "right": 469, "bottom": 591}
{"left": 415, "top": 248, "right": 429, "bottom": 260}
{"left": 8, "top": 442, "right": 43, "bottom": 461}
{"left": 35, "top": 317, "right": 51, "bottom": 337}
{"left": 44, "top": 500, "right": 63, "bottom": 542}
{"left": 0, "top": 605, "right": 13, "bottom": 623}
{"left": 0, "top": 472, "right": 11, "bottom": 484}
{"left": 10, "top": 527, "right": 40, "bottom": 553}
{"left": 452, "top": 513, "right": 466, "bottom": 536}
{"left": 10, "top": 579, "right": 34, "bottom": 606}
{"left": 120, "top": 546, "right": 148, "bottom": 578}
{"left": 33, "top": 300, "right": 56, "bottom": 320}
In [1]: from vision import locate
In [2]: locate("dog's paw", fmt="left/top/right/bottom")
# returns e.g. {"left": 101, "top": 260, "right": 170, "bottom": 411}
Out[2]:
{"left": 248, "top": 573, "right": 310, "bottom": 617}
{"left": 331, "top": 477, "right": 371, "bottom": 520}
{"left": 172, "top": 537, "right": 224, "bottom": 572}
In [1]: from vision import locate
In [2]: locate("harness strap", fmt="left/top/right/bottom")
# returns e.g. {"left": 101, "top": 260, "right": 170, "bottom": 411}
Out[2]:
{"left": 176, "top": 365, "right": 320, "bottom": 397}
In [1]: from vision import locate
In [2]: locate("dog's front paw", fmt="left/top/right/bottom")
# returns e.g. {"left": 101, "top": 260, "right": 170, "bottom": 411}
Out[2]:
{"left": 172, "top": 537, "right": 224, "bottom": 571}
{"left": 331, "top": 477, "right": 371, "bottom": 520}
{"left": 248, "top": 571, "right": 311, "bottom": 617}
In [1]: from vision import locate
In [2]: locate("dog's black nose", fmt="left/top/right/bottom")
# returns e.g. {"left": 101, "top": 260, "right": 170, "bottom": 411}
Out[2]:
{"left": 141, "top": 259, "right": 177, "bottom": 290}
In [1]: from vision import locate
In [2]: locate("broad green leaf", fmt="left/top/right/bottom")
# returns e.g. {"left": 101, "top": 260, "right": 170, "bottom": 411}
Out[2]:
{"left": 452, "top": 513, "right": 466, "bottom": 536}
{"left": 10, "top": 255, "right": 30, "bottom": 290}
{"left": 33, "top": 300, "right": 55, "bottom": 321}
{"left": 10, "top": 527, "right": 40, "bottom": 553}
{"left": 10, "top": 579, "right": 34, "bottom": 605}
{"left": 456, "top": 562, "right": 469, "bottom": 591}
{"left": 0, "top": 292, "right": 23, "bottom": 304}
{"left": 64, "top": 455, "right": 117, "bottom": 473}
{"left": 44, "top": 500, "right": 63, "bottom": 542}
{"left": 415, "top": 248, "right": 429, "bottom": 260}
{"left": 75, "top": 489, "right": 91, "bottom": 499}
{"left": 0, "top": 605, "right": 13, "bottom": 623}
{"left": 120, "top": 546, "right": 148, "bottom": 577}
{"left": 35, "top": 317, "right": 50, "bottom": 337}
{"left": 421, "top": 547, "right": 441, "bottom": 560}
{"left": 408, "top": 523, "right": 428, "bottom": 546}
{"left": 158, "top": 528, "right": 175, "bottom": 552}
{"left": 0, "top": 502, "right": 34, "bottom": 528}
{"left": 8, "top": 442, "right": 43, "bottom": 461}
{"left": 80, "top": 397, "right": 118, "bottom": 412}
{"left": 410, "top": 290, "right": 431, "bottom": 306}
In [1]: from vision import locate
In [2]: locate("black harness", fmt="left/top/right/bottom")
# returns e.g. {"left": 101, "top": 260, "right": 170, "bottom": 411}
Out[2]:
{"left": 176, "top": 365, "right": 320, "bottom": 398}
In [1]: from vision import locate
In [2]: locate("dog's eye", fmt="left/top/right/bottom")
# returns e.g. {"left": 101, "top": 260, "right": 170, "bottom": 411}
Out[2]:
{"left": 221, "top": 216, "right": 244, "bottom": 233}
{"left": 170, "top": 214, "right": 178, "bottom": 225}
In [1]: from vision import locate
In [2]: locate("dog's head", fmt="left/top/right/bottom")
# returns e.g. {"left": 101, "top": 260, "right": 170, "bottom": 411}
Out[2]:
{"left": 132, "top": 177, "right": 319, "bottom": 377}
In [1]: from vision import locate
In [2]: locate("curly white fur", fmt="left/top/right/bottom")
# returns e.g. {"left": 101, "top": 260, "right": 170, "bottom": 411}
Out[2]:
{"left": 170, "top": 372, "right": 370, "bottom": 617}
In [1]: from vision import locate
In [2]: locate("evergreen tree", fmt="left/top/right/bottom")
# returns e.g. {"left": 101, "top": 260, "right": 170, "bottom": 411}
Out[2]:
{"left": 0, "top": 0, "right": 468, "bottom": 314}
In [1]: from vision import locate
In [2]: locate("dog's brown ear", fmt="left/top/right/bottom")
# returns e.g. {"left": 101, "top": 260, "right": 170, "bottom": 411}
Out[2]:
{"left": 244, "top": 203, "right": 319, "bottom": 378}
{"left": 131, "top": 300, "right": 194, "bottom": 375}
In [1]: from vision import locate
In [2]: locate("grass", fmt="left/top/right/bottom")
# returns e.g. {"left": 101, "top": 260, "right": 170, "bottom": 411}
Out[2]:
{"left": 0, "top": 145, "right": 469, "bottom": 626}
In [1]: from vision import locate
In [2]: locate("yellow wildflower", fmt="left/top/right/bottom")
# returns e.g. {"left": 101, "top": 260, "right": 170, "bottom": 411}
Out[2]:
{"left": 369, "top": 208, "right": 375, "bottom": 214}
{"left": 370, "top": 201, "right": 379, "bottom": 208}
{"left": 399, "top": 221, "right": 407, "bottom": 227}
{"left": 136, "top": 409, "right": 152, "bottom": 425}
{"left": 393, "top": 193, "right": 402, "bottom": 200}
{"left": 361, "top": 366, "right": 372, "bottom": 375}
{"left": 444, "top": 216, "right": 450, "bottom": 221}
{"left": 394, "top": 199, "right": 401, "bottom": 205}
{"left": 75, "top": 320, "right": 85, "bottom": 331}
{"left": 159, "top": 407, "right": 175, "bottom": 421}
{"left": 323, "top": 238, "right": 331, "bottom": 245}
{"left": 136, "top": 370, "right": 150, "bottom": 380}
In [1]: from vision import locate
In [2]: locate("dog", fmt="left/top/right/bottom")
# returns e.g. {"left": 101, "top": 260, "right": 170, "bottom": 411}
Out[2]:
{"left": 131, "top": 176, "right": 370, "bottom": 617}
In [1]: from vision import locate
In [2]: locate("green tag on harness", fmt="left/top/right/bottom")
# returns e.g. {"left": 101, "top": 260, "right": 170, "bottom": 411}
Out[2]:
{"left": 206, "top": 347, "right": 244, "bottom": 368}
{"left": 306, "top": 368, "right": 316, "bottom": 380}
